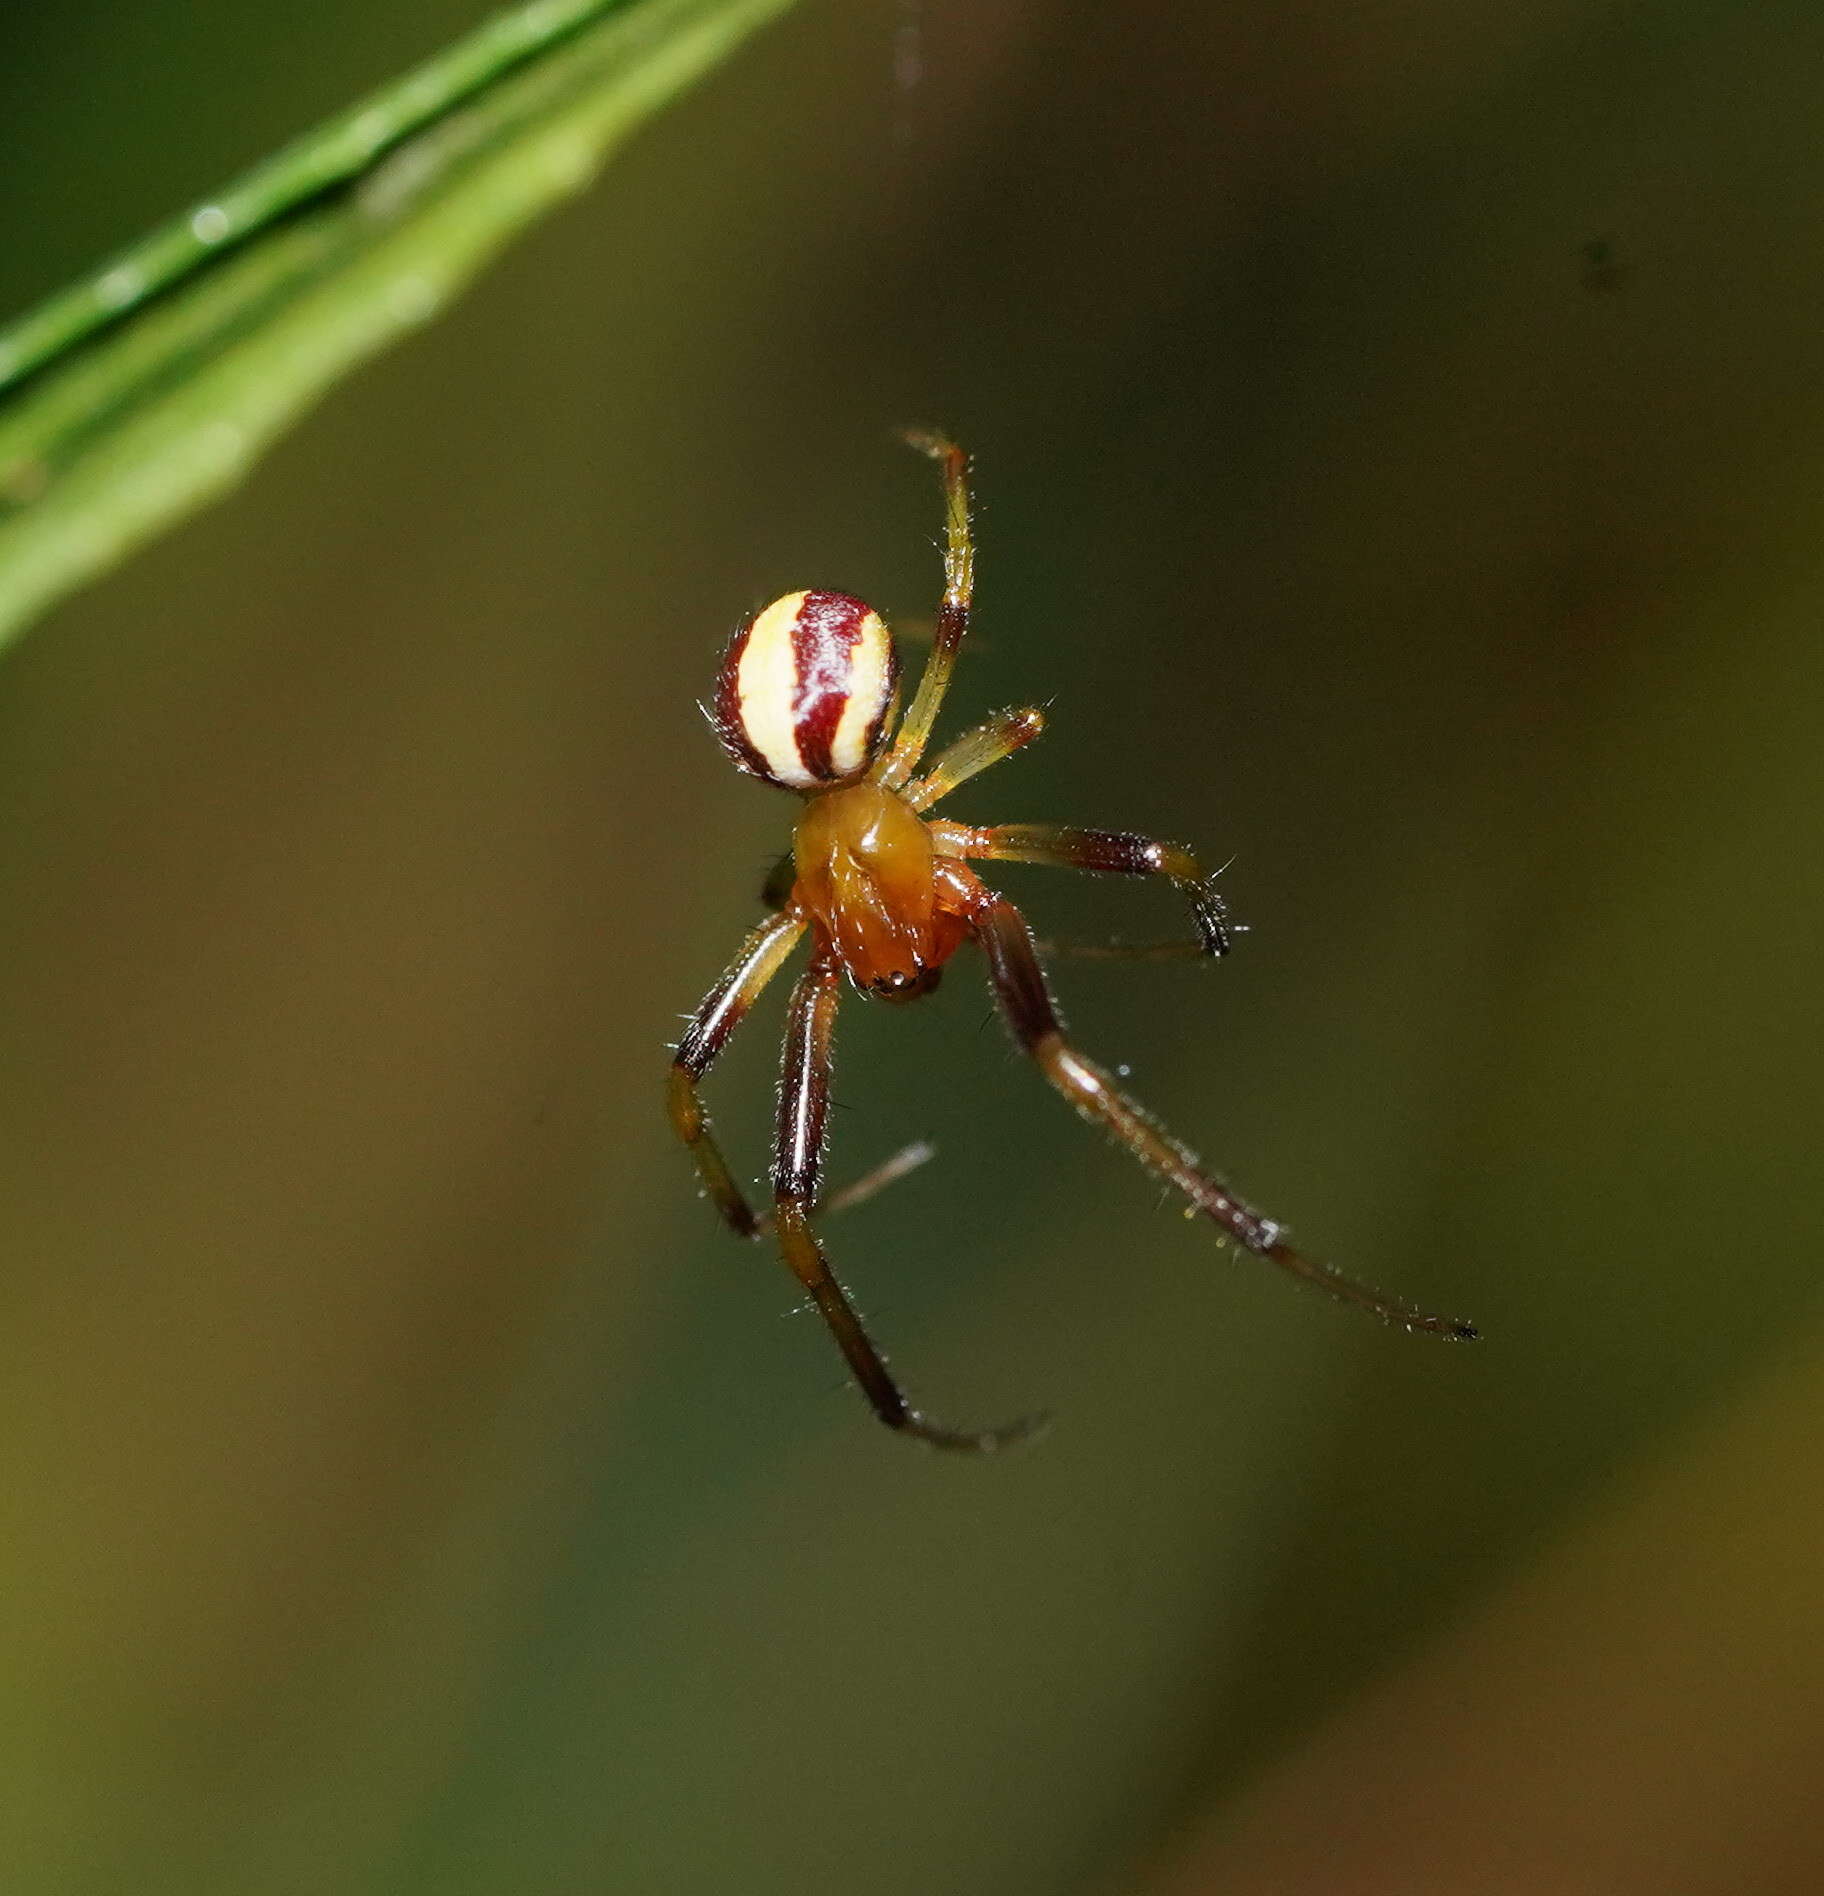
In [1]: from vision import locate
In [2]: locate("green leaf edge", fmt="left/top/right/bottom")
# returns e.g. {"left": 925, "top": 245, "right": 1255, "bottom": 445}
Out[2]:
{"left": 0, "top": 0, "right": 655, "bottom": 397}
{"left": 0, "top": 0, "right": 794, "bottom": 654}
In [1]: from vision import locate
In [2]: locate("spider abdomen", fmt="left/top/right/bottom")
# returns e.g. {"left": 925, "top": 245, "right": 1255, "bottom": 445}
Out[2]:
{"left": 712, "top": 590, "right": 899, "bottom": 790}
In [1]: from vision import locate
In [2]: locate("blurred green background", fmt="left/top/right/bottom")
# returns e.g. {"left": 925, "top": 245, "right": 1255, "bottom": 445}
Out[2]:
{"left": 4, "top": 2, "right": 1824, "bottom": 1891}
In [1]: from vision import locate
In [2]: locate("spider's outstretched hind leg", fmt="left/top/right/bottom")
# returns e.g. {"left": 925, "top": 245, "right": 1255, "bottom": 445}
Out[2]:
{"left": 969, "top": 892, "right": 1477, "bottom": 1340}
{"left": 774, "top": 955, "right": 1047, "bottom": 1451}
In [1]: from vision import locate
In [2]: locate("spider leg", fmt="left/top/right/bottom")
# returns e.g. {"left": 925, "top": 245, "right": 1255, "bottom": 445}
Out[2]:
{"left": 877, "top": 430, "right": 974, "bottom": 788}
{"left": 1033, "top": 936, "right": 1213, "bottom": 962}
{"left": 746, "top": 861, "right": 942, "bottom": 1218}
{"left": 970, "top": 892, "right": 1477, "bottom": 1340}
{"left": 669, "top": 909, "right": 807, "bottom": 1237}
{"left": 773, "top": 952, "right": 1046, "bottom": 1451}
{"left": 946, "top": 821, "right": 1235, "bottom": 957}
{"left": 906, "top": 706, "right": 1046, "bottom": 811}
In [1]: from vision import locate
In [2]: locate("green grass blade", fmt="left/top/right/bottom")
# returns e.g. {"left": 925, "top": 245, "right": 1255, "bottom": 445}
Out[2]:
{"left": 0, "top": 0, "right": 794, "bottom": 653}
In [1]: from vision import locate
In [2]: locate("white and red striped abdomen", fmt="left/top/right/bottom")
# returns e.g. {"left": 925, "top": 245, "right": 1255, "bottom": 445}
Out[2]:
{"left": 711, "top": 590, "right": 899, "bottom": 790}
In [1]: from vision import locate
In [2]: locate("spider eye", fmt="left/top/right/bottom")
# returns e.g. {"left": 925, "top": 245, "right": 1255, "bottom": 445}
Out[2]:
{"left": 711, "top": 590, "right": 899, "bottom": 790}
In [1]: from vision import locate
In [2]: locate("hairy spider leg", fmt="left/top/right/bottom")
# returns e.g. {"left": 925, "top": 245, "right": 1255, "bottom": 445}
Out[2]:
{"left": 967, "top": 885, "right": 1478, "bottom": 1340}
{"left": 909, "top": 719, "right": 1221, "bottom": 960}
{"left": 877, "top": 430, "right": 974, "bottom": 789}
{"left": 669, "top": 909, "right": 806, "bottom": 1236}
{"left": 674, "top": 909, "right": 940, "bottom": 1234}
{"left": 773, "top": 953, "right": 1047, "bottom": 1451}
{"left": 905, "top": 705, "right": 1047, "bottom": 811}
{"left": 941, "top": 821, "right": 1234, "bottom": 957}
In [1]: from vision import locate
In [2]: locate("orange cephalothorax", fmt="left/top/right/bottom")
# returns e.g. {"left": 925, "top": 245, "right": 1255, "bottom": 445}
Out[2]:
{"left": 791, "top": 781, "right": 967, "bottom": 999}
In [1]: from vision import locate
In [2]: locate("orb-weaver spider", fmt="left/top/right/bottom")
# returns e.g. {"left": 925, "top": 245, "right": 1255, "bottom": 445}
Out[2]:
{"left": 669, "top": 432, "right": 1476, "bottom": 1451}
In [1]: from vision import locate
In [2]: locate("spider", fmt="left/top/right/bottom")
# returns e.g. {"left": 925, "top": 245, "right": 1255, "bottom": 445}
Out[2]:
{"left": 669, "top": 431, "right": 1476, "bottom": 1451}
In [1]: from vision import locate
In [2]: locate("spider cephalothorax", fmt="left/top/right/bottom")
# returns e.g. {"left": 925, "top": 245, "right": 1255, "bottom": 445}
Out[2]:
{"left": 670, "top": 432, "right": 1475, "bottom": 1451}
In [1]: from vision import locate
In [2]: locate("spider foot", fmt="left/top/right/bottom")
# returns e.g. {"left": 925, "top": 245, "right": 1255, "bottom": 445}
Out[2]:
{"left": 893, "top": 1407, "right": 1052, "bottom": 1454}
{"left": 1407, "top": 1310, "right": 1479, "bottom": 1342}
{"left": 1266, "top": 1239, "right": 1478, "bottom": 1341}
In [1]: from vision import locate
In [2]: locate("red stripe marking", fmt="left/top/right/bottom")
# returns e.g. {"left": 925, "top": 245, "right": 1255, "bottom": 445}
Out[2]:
{"left": 790, "top": 591, "right": 870, "bottom": 781}
{"left": 710, "top": 618, "right": 779, "bottom": 783}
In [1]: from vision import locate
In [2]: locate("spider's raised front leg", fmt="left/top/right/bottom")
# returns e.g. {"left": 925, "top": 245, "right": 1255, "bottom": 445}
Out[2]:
{"left": 942, "top": 821, "right": 1235, "bottom": 957}
{"left": 969, "top": 890, "right": 1477, "bottom": 1339}
{"left": 877, "top": 430, "right": 975, "bottom": 789}
{"left": 772, "top": 952, "right": 1045, "bottom": 1451}
{"left": 669, "top": 909, "right": 806, "bottom": 1237}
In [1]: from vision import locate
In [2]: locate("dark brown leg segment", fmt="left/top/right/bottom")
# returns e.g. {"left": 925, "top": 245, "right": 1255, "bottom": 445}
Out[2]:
{"left": 669, "top": 910, "right": 806, "bottom": 1237}
{"left": 958, "top": 822, "right": 1235, "bottom": 956}
{"left": 773, "top": 954, "right": 1045, "bottom": 1450}
{"left": 972, "top": 896, "right": 1477, "bottom": 1339}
